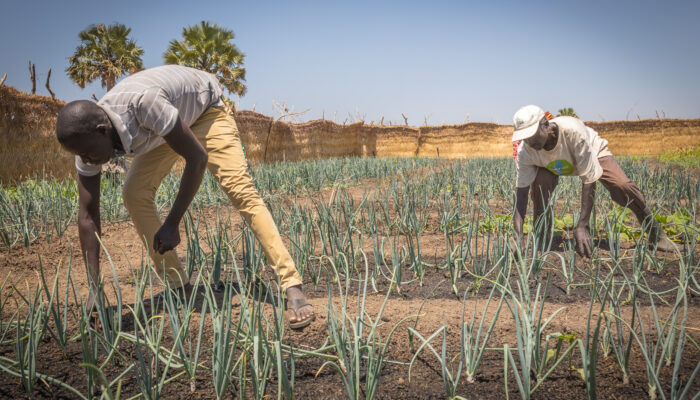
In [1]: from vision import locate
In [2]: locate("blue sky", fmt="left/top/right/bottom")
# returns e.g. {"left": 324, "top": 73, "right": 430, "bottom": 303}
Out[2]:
{"left": 1, "top": 0, "right": 699, "bottom": 124}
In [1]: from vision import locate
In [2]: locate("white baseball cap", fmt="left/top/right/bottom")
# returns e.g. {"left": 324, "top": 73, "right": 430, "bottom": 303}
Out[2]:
{"left": 512, "top": 105, "right": 545, "bottom": 142}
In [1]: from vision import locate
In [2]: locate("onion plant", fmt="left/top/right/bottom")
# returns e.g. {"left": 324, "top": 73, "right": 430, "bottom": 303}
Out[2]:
{"left": 615, "top": 262, "right": 697, "bottom": 400}
{"left": 37, "top": 257, "right": 73, "bottom": 353}
{"left": 497, "top": 251, "right": 576, "bottom": 399}
{"left": 602, "top": 268, "right": 637, "bottom": 384}
{"left": 438, "top": 188, "right": 470, "bottom": 295}
{"left": 408, "top": 324, "right": 464, "bottom": 399}
{"left": 162, "top": 272, "right": 208, "bottom": 392}
{"left": 577, "top": 266, "right": 614, "bottom": 400}
{"left": 77, "top": 305, "right": 100, "bottom": 398}
{"left": 13, "top": 285, "right": 48, "bottom": 397}
{"left": 0, "top": 275, "right": 18, "bottom": 346}
{"left": 408, "top": 283, "right": 505, "bottom": 398}
{"left": 461, "top": 284, "right": 505, "bottom": 383}
{"left": 379, "top": 232, "right": 409, "bottom": 294}
{"left": 321, "top": 252, "right": 414, "bottom": 399}
{"left": 204, "top": 272, "right": 244, "bottom": 400}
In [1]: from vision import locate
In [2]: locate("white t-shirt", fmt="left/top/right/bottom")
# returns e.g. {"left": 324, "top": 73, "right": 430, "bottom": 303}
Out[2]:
{"left": 515, "top": 116, "right": 613, "bottom": 188}
{"left": 76, "top": 65, "right": 224, "bottom": 176}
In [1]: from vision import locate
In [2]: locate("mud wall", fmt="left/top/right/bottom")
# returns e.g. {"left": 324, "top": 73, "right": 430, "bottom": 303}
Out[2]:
{"left": 233, "top": 112, "right": 514, "bottom": 163}
{"left": 233, "top": 112, "right": 700, "bottom": 163}
{"left": 2, "top": 85, "right": 699, "bottom": 165}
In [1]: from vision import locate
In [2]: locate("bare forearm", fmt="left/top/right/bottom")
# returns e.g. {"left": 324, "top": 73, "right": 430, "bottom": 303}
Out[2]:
{"left": 77, "top": 173, "right": 102, "bottom": 289}
{"left": 162, "top": 117, "right": 209, "bottom": 229}
{"left": 164, "top": 155, "right": 207, "bottom": 228}
{"left": 578, "top": 182, "right": 596, "bottom": 228}
{"left": 78, "top": 215, "right": 101, "bottom": 286}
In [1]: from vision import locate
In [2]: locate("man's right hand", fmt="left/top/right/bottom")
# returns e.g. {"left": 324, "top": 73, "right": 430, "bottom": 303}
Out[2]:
{"left": 574, "top": 225, "right": 593, "bottom": 258}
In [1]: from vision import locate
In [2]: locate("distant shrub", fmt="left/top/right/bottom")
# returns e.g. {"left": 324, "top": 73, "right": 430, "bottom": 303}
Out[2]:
{"left": 557, "top": 107, "right": 579, "bottom": 118}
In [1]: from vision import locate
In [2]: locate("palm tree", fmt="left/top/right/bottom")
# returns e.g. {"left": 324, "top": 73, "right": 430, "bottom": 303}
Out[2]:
{"left": 66, "top": 23, "right": 144, "bottom": 90}
{"left": 164, "top": 21, "right": 247, "bottom": 97}
{"left": 557, "top": 107, "right": 579, "bottom": 118}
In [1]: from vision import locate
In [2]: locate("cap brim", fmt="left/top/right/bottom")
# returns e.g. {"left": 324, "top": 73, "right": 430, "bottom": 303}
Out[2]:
{"left": 512, "top": 123, "right": 538, "bottom": 142}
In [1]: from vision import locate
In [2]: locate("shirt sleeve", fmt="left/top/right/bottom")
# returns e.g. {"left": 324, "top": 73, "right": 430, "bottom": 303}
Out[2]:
{"left": 572, "top": 129, "right": 603, "bottom": 184}
{"left": 515, "top": 148, "right": 538, "bottom": 188}
{"left": 135, "top": 88, "right": 180, "bottom": 136}
{"left": 75, "top": 155, "right": 102, "bottom": 177}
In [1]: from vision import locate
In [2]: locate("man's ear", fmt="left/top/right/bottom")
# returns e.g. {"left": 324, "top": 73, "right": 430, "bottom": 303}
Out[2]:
{"left": 96, "top": 123, "right": 110, "bottom": 136}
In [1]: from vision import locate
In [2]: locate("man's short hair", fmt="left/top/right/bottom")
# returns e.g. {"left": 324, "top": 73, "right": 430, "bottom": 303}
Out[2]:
{"left": 55, "top": 100, "right": 107, "bottom": 144}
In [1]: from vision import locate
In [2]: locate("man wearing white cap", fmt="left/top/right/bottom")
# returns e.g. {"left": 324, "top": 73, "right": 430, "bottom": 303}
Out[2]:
{"left": 511, "top": 105, "right": 676, "bottom": 257}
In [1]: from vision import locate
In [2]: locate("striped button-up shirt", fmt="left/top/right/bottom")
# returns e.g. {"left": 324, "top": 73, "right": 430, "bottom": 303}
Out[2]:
{"left": 76, "top": 65, "right": 224, "bottom": 176}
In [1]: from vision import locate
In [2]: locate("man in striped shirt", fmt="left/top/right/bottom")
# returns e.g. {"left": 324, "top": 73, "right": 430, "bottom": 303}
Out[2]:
{"left": 55, "top": 65, "right": 315, "bottom": 330}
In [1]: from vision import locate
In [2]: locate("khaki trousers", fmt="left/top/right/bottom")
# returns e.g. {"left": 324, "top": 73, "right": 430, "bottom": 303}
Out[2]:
{"left": 531, "top": 155, "right": 650, "bottom": 226}
{"left": 122, "top": 106, "right": 302, "bottom": 291}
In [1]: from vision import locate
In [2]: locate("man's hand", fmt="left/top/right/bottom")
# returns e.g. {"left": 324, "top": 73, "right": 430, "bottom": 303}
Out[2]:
{"left": 574, "top": 181, "right": 596, "bottom": 258}
{"left": 153, "top": 222, "right": 180, "bottom": 254}
{"left": 574, "top": 226, "right": 592, "bottom": 258}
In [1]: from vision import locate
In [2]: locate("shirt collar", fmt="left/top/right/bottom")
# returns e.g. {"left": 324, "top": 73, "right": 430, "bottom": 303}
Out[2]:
{"left": 97, "top": 103, "right": 132, "bottom": 154}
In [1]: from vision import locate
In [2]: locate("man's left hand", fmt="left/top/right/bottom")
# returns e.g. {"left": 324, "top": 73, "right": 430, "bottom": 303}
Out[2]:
{"left": 574, "top": 226, "right": 592, "bottom": 258}
{"left": 153, "top": 222, "right": 180, "bottom": 254}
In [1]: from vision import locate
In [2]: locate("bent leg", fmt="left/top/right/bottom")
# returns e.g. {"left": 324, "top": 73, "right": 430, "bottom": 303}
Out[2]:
{"left": 597, "top": 156, "right": 651, "bottom": 224}
{"left": 530, "top": 167, "right": 559, "bottom": 238}
{"left": 122, "top": 145, "right": 188, "bottom": 288}
{"left": 597, "top": 156, "right": 677, "bottom": 251}
{"left": 191, "top": 107, "right": 302, "bottom": 291}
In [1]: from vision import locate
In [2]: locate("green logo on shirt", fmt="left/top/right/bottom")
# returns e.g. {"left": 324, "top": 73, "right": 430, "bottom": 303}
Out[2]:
{"left": 546, "top": 159, "right": 574, "bottom": 176}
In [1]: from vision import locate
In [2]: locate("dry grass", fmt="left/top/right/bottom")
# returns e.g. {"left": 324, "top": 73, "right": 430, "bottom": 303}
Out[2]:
{"left": 605, "top": 129, "right": 700, "bottom": 156}
{"left": 1, "top": 83, "right": 698, "bottom": 184}
{"left": 0, "top": 135, "right": 75, "bottom": 184}
{"left": 2, "top": 121, "right": 698, "bottom": 185}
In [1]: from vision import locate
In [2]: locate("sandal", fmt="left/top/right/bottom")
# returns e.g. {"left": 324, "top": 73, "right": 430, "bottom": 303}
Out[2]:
{"left": 286, "top": 298, "right": 316, "bottom": 331}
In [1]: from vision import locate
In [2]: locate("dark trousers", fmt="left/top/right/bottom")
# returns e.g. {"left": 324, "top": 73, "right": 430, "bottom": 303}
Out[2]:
{"left": 531, "top": 156, "right": 650, "bottom": 228}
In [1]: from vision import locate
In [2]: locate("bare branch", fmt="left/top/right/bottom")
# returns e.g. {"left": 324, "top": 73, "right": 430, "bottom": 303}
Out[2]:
{"left": 45, "top": 68, "right": 56, "bottom": 99}
{"left": 0, "top": 73, "right": 6, "bottom": 88}
{"left": 401, "top": 113, "right": 408, "bottom": 126}
{"left": 272, "top": 100, "right": 310, "bottom": 123}
{"left": 263, "top": 99, "right": 311, "bottom": 163}
{"left": 28, "top": 61, "right": 36, "bottom": 94}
